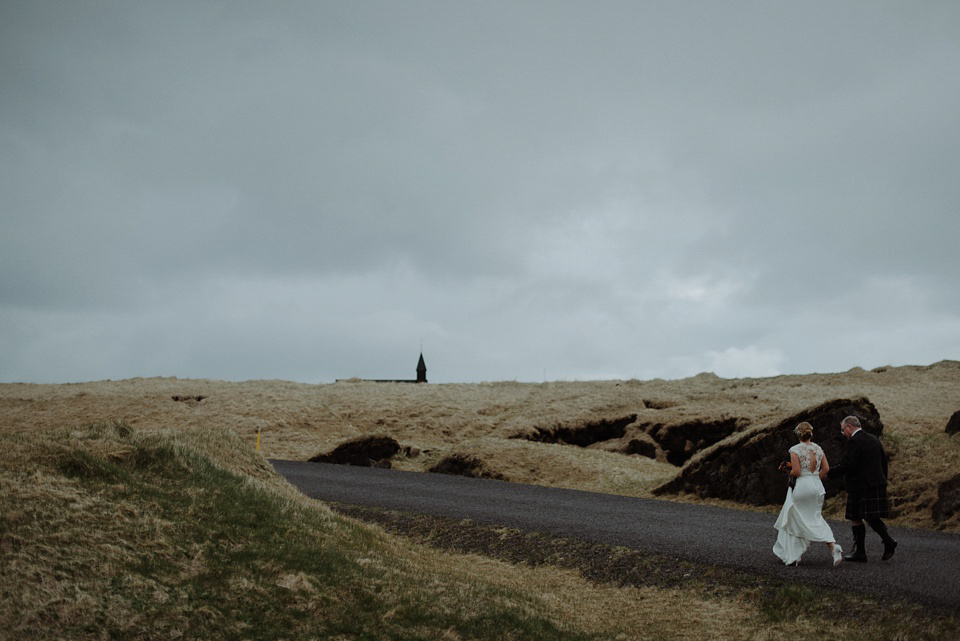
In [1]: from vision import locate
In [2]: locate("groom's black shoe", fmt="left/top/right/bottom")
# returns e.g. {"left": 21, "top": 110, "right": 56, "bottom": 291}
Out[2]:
{"left": 882, "top": 540, "right": 898, "bottom": 561}
{"left": 843, "top": 548, "right": 868, "bottom": 563}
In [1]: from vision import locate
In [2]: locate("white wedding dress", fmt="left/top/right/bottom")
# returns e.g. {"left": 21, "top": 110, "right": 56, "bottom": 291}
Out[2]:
{"left": 773, "top": 442, "right": 837, "bottom": 565}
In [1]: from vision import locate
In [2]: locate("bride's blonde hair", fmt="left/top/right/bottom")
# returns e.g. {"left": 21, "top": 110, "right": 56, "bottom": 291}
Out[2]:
{"left": 794, "top": 422, "right": 814, "bottom": 441}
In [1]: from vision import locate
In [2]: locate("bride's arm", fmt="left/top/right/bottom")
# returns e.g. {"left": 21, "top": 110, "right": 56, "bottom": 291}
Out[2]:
{"left": 820, "top": 453, "right": 830, "bottom": 480}
{"left": 789, "top": 451, "right": 802, "bottom": 478}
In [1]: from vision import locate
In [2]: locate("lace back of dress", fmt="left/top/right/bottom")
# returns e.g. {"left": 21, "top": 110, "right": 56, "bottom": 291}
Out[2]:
{"left": 794, "top": 443, "right": 821, "bottom": 476}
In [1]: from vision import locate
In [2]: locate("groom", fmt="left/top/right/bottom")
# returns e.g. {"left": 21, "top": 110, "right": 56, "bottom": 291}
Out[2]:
{"left": 827, "top": 416, "right": 898, "bottom": 562}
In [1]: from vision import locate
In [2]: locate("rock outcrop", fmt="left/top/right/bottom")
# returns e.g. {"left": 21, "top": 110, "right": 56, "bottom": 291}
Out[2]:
{"left": 309, "top": 434, "right": 401, "bottom": 468}
{"left": 515, "top": 415, "right": 638, "bottom": 447}
{"left": 946, "top": 411, "right": 960, "bottom": 435}
{"left": 643, "top": 417, "right": 748, "bottom": 466}
{"left": 428, "top": 453, "right": 506, "bottom": 481}
{"left": 510, "top": 413, "right": 745, "bottom": 465}
{"left": 653, "top": 397, "right": 883, "bottom": 506}
{"left": 933, "top": 473, "right": 960, "bottom": 525}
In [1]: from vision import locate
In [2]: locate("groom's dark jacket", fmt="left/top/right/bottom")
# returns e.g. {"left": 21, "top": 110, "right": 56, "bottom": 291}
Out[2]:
{"left": 827, "top": 430, "right": 889, "bottom": 490}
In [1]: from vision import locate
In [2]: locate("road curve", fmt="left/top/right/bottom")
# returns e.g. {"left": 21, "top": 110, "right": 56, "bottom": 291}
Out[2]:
{"left": 271, "top": 460, "right": 960, "bottom": 610}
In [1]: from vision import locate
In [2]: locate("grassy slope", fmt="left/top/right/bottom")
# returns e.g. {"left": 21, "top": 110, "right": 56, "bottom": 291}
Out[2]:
{"left": 2, "top": 422, "right": 597, "bottom": 640}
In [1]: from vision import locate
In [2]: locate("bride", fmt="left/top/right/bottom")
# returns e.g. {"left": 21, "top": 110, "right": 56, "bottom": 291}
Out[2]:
{"left": 773, "top": 422, "right": 843, "bottom": 567}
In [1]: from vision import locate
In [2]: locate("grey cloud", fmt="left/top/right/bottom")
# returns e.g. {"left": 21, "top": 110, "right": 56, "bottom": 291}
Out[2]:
{"left": 1, "top": 1, "right": 958, "bottom": 382}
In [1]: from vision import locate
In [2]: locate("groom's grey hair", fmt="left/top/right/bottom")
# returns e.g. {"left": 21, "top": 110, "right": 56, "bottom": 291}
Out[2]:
{"left": 841, "top": 416, "right": 861, "bottom": 429}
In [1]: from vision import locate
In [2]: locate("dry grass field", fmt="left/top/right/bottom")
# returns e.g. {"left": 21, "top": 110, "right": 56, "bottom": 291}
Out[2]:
{"left": 2, "top": 361, "right": 959, "bottom": 640}
{"left": 3, "top": 361, "right": 959, "bottom": 528}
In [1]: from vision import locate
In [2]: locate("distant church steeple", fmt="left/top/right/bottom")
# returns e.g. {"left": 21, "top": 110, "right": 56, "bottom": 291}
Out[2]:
{"left": 416, "top": 352, "right": 427, "bottom": 383}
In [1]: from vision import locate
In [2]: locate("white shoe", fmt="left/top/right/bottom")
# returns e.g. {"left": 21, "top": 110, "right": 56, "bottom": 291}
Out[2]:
{"left": 832, "top": 544, "right": 843, "bottom": 567}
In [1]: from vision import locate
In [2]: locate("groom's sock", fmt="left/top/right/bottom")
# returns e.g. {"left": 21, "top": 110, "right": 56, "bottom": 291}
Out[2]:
{"left": 852, "top": 523, "right": 866, "bottom": 544}
{"left": 865, "top": 517, "right": 894, "bottom": 544}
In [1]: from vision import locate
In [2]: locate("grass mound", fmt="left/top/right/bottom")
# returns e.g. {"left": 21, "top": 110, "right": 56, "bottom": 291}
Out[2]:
{"left": 1, "top": 422, "right": 595, "bottom": 640}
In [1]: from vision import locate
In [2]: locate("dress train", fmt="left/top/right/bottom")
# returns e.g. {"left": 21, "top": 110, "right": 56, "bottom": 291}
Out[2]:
{"left": 773, "top": 475, "right": 836, "bottom": 565}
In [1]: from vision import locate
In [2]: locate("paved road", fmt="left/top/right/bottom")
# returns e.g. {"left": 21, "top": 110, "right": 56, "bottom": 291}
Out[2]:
{"left": 271, "top": 460, "right": 960, "bottom": 610}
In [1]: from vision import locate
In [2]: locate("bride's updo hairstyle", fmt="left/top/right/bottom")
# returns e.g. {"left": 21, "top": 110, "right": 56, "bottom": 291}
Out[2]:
{"left": 794, "top": 422, "right": 814, "bottom": 441}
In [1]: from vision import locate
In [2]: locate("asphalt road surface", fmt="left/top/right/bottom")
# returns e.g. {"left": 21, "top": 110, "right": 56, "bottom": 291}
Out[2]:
{"left": 271, "top": 460, "right": 960, "bottom": 610}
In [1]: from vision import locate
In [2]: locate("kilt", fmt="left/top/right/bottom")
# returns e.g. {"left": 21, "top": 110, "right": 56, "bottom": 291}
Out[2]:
{"left": 845, "top": 485, "right": 890, "bottom": 521}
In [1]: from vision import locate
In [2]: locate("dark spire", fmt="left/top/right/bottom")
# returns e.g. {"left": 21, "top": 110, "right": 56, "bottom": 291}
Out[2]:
{"left": 416, "top": 352, "right": 427, "bottom": 383}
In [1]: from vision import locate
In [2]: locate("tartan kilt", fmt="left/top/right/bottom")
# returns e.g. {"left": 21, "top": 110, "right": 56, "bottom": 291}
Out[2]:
{"left": 845, "top": 485, "right": 890, "bottom": 520}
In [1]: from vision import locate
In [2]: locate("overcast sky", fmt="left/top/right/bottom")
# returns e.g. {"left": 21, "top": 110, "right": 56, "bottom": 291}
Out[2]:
{"left": 2, "top": 1, "right": 958, "bottom": 384}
